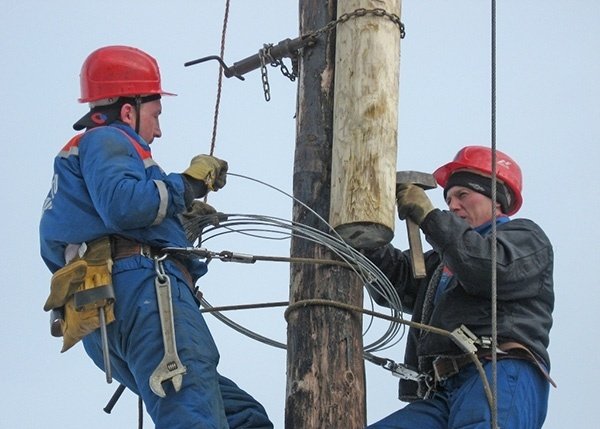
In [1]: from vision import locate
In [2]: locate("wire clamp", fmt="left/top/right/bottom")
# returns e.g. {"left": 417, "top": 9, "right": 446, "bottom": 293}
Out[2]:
{"left": 217, "top": 251, "right": 256, "bottom": 264}
{"left": 381, "top": 358, "right": 430, "bottom": 383}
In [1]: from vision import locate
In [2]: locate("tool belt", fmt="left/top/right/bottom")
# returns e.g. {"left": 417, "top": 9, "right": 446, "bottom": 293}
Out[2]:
{"left": 111, "top": 236, "right": 163, "bottom": 260}
{"left": 44, "top": 236, "right": 198, "bottom": 351}
{"left": 431, "top": 342, "right": 557, "bottom": 387}
{"left": 44, "top": 237, "right": 116, "bottom": 352}
{"left": 110, "top": 236, "right": 194, "bottom": 288}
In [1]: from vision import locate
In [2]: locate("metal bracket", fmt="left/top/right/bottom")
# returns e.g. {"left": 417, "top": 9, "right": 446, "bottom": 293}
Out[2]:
{"left": 185, "top": 34, "right": 314, "bottom": 80}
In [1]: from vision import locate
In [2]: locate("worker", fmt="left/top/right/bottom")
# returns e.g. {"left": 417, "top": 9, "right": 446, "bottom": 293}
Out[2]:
{"left": 40, "top": 45, "right": 273, "bottom": 429}
{"left": 365, "top": 146, "right": 554, "bottom": 429}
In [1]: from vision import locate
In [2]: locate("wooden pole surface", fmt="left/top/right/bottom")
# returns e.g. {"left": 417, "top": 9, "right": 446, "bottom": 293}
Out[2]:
{"left": 286, "top": 1, "right": 366, "bottom": 428}
{"left": 329, "top": 0, "right": 402, "bottom": 249}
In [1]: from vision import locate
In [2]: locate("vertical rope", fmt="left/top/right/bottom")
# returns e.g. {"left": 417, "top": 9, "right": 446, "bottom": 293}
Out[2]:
{"left": 209, "top": 0, "right": 231, "bottom": 156}
{"left": 490, "top": 1, "right": 499, "bottom": 428}
{"left": 203, "top": 0, "right": 230, "bottom": 205}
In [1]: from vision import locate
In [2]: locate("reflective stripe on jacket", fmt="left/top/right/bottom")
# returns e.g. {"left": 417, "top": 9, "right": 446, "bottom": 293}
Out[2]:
{"left": 40, "top": 122, "right": 206, "bottom": 280}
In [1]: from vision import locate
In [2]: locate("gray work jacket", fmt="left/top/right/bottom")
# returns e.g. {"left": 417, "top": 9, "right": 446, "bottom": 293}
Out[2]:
{"left": 366, "top": 209, "right": 554, "bottom": 400}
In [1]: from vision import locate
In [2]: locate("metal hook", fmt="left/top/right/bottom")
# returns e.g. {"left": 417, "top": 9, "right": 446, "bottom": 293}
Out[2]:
{"left": 154, "top": 254, "right": 169, "bottom": 282}
{"left": 184, "top": 55, "right": 245, "bottom": 81}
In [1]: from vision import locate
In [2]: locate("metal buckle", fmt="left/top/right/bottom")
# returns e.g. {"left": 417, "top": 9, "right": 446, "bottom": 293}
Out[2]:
{"left": 140, "top": 244, "right": 156, "bottom": 259}
{"left": 432, "top": 356, "right": 461, "bottom": 382}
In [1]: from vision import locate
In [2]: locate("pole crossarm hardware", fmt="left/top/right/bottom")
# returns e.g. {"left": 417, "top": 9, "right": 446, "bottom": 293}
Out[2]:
{"left": 184, "top": 8, "right": 405, "bottom": 100}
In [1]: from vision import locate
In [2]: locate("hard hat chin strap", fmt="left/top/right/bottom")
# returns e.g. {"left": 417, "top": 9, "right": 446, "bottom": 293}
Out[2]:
{"left": 125, "top": 94, "right": 160, "bottom": 136}
{"left": 134, "top": 96, "right": 141, "bottom": 135}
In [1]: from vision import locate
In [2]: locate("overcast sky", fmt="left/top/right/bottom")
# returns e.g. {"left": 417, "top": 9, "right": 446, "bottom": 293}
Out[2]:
{"left": 2, "top": 1, "right": 599, "bottom": 428}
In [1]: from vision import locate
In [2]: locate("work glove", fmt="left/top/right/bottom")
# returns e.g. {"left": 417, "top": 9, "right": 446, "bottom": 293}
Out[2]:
{"left": 396, "top": 183, "right": 435, "bottom": 225}
{"left": 180, "top": 200, "right": 228, "bottom": 243}
{"left": 183, "top": 155, "right": 228, "bottom": 192}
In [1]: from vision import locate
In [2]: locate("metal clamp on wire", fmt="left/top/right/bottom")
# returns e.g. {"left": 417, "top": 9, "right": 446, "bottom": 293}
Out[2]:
{"left": 450, "top": 324, "right": 481, "bottom": 354}
{"left": 217, "top": 250, "right": 256, "bottom": 264}
{"left": 162, "top": 247, "right": 257, "bottom": 264}
{"left": 382, "top": 358, "right": 431, "bottom": 383}
{"left": 452, "top": 324, "right": 500, "bottom": 352}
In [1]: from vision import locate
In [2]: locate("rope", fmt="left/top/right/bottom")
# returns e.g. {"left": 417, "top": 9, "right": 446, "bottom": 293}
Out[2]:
{"left": 198, "top": 296, "right": 494, "bottom": 408}
{"left": 202, "top": 301, "right": 289, "bottom": 314}
{"left": 283, "top": 298, "right": 494, "bottom": 407}
{"left": 490, "top": 1, "right": 499, "bottom": 428}
{"left": 209, "top": 0, "right": 230, "bottom": 156}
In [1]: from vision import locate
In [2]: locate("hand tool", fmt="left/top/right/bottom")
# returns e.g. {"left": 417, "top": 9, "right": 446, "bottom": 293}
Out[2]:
{"left": 396, "top": 171, "right": 437, "bottom": 278}
{"left": 149, "top": 258, "right": 187, "bottom": 397}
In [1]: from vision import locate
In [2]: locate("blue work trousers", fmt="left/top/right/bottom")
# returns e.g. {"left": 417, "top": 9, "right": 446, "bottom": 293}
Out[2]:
{"left": 83, "top": 255, "right": 273, "bottom": 429}
{"left": 367, "top": 358, "right": 549, "bottom": 429}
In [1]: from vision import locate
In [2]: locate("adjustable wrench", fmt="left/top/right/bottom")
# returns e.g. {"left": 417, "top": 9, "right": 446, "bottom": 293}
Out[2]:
{"left": 149, "top": 261, "right": 187, "bottom": 397}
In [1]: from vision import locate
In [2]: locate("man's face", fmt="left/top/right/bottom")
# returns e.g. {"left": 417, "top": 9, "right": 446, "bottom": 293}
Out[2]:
{"left": 125, "top": 99, "right": 163, "bottom": 144}
{"left": 445, "top": 185, "right": 501, "bottom": 228}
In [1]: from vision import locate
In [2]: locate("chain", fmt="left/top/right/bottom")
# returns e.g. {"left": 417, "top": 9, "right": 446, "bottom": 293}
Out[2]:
{"left": 259, "top": 44, "right": 273, "bottom": 101}
{"left": 309, "top": 7, "right": 406, "bottom": 40}
{"left": 260, "top": 8, "right": 405, "bottom": 101}
{"left": 260, "top": 43, "right": 298, "bottom": 102}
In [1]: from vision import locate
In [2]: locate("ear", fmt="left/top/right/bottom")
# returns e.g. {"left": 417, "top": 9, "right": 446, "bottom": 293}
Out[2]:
{"left": 120, "top": 103, "right": 135, "bottom": 126}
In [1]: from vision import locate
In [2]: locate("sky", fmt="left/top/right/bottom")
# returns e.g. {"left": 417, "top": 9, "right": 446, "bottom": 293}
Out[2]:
{"left": 1, "top": 1, "right": 599, "bottom": 428}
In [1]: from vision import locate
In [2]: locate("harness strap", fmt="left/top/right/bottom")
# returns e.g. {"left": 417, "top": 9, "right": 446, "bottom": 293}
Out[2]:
{"left": 432, "top": 341, "right": 556, "bottom": 387}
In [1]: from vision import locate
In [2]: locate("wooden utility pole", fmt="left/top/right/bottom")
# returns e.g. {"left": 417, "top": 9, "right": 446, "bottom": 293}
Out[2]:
{"left": 286, "top": 1, "right": 366, "bottom": 428}
{"left": 330, "top": 0, "right": 402, "bottom": 249}
{"left": 286, "top": 0, "right": 402, "bottom": 428}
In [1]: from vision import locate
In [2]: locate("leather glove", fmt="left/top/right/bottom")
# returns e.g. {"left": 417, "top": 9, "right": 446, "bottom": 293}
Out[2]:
{"left": 183, "top": 155, "right": 228, "bottom": 192}
{"left": 396, "top": 183, "right": 435, "bottom": 225}
{"left": 180, "top": 200, "right": 228, "bottom": 243}
{"left": 182, "top": 200, "right": 218, "bottom": 219}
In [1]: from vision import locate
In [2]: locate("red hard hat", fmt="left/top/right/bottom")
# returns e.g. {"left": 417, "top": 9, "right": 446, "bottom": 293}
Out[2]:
{"left": 433, "top": 146, "right": 523, "bottom": 215}
{"left": 78, "top": 45, "right": 175, "bottom": 103}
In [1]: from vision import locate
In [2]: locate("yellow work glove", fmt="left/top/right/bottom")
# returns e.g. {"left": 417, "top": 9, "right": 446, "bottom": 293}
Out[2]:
{"left": 396, "top": 183, "right": 435, "bottom": 225}
{"left": 183, "top": 155, "right": 228, "bottom": 192}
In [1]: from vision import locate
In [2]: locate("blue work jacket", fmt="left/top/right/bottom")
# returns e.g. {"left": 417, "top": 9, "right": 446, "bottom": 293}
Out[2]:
{"left": 39, "top": 122, "right": 207, "bottom": 279}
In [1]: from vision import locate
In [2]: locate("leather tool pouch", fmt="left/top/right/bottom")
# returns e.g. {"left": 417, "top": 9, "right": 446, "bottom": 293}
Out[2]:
{"left": 43, "top": 237, "right": 116, "bottom": 352}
